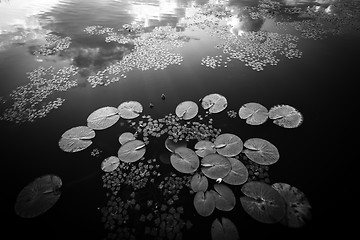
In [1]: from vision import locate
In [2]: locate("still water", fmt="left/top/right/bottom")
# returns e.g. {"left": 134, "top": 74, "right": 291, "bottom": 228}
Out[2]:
{"left": 1, "top": 0, "right": 358, "bottom": 239}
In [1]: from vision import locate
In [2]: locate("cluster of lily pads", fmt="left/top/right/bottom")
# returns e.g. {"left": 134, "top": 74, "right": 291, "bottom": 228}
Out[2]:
{"left": 14, "top": 92, "right": 310, "bottom": 239}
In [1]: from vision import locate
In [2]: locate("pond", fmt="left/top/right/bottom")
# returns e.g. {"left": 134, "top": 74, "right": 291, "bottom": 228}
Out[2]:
{"left": 1, "top": 0, "right": 358, "bottom": 239}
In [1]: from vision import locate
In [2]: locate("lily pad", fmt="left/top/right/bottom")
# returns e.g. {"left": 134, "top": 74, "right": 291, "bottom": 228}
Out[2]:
{"left": 190, "top": 173, "right": 209, "bottom": 192}
{"left": 272, "top": 183, "right": 312, "bottom": 228}
{"left": 268, "top": 105, "right": 303, "bottom": 128}
{"left": 170, "top": 147, "right": 199, "bottom": 174}
{"left": 101, "top": 156, "right": 120, "bottom": 172}
{"left": 194, "top": 140, "right": 216, "bottom": 157}
{"left": 117, "top": 139, "right": 146, "bottom": 163}
{"left": 211, "top": 184, "right": 236, "bottom": 211}
{"left": 118, "top": 132, "right": 136, "bottom": 145}
{"left": 243, "top": 138, "right": 279, "bottom": 165}
{"left": 240, "top": 181, "right": 286, "bottom": 224}
{"left": 58, "top": 126, "right": 95, "bottom": 152}
{"left": 87, "top": 106, "right": 120, "bottom": 130}
{"left": 14, "top": 175, "right": 62, "bottom": 218}
{"left": 193, "top": 191, "right": 216, "bottom": 217}
{"left": 223, "top": 158, "right": 248, "bottom": 185}
{"left": 175, "top": 101, "right": 199, "bottom": 120}
{"left": 118, "top": 101, "right": 143, "bottom": 119}
{"left": 165, "top": 136, "right": 187, "bottom": 153}
{"left": 201, "top": 153, "right": 231, "bottom": 180}
{"left": 238, "top": 103, "right": 268, "bottom": 125}
{"left": 214, "top": 133, "right": 243, "bottom": 157}
{"left": 211, "top": 217, "right": 239, "bottom": 240}
{"left": 201, "top": 93, "right": 227, "bottom": 113}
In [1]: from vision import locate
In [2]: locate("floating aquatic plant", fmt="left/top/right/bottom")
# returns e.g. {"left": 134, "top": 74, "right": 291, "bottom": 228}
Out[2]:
{"left": 117, "top": 139, "right": 146, "bottom": 163}
{"left": 240, "top": 181, "right": 286, "bottom": 224}
{"left": 193, "top": 191, "right": 216, "bottom": 217}
{"left": 118, "top": 101, "right": 143, "bottom": 119}
{"left": 87, "top": 106, "right": 120, "bottom": 130}
{"left": 268, "top": 105, "right": 303, "bottom": 128}
{"left": 243, "top": 138, "right": 280, "bottom": 165}
{"left": 223, "top": 157, "right": 249, "bottom": 185}
{"left": 194, "top": 140, "right": 216, "bottom": 157}
{"left": 170, "top": 147, "right": 199, "bottom": 174}
{"left": 201, "top": 94, "right": 228, "bottom": 113}
{"left": 214, "top": 133, "right": 243, "bottom": 157}
{"left": 201, "top": 153, "right": 232, "bottom": 180}
{"left": 175, "top": 101, "right": 199, "bottom": 120}
{"left": 118, "top": 132, "right": 136, "bottom": 145}
{"left": 190, "top": 173, "right": 209, "bottom": 193}
{"left": 14, "top": 175, "right": 62, "bottom": 218}
{"left": 101, "top": 156, "right": 120, "bottom": 172}
{"left": 210, "top": 183, "right": 236, "bottom": 211}
{"left": 211, "top": 217, "right": 239, "bottom": 240}
{"left": 165, "top": 136, "right": 187, "bottom": 153}
{"left": 58, "top": 126, "right": 95, "bottom": 152}
{"left": 272, "top": 182, "right": 312, "bottom": 228}
{"left": 238, "top": 103, "right": 269, "bottom": 125}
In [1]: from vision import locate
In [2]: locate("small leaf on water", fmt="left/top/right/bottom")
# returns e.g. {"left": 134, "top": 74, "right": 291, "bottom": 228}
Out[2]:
{"left": 14, "top": 175, "right": 62, "bottom": 218}
{"left": 170, "top": 147, "right": 199, "bottom": 174}
{"left": 214, "top": 133, "right": 243, "bottom": 157}
{"left": 118, "top": 139, "right": 146, "bottom": 163}
{"left": 201, "top": 93, "right": 227, "bottom": 113}
{"left": 238, "top": 103, "right": 268, "bottom": 125}
{"left": 175, "top": 101, "right": 199, "bottom": 120}
{"left": 118, "top": 101, "right": 143, "bottom": 119}
{"left": 243, "top": 138, "right": 279, "bottom": 165}
{"left": 211, "top": 217, "right": 239, "bottom": 240}
{"left": 193, "top": 191, "right": 216, "bottom": 217}
{"left": 272, "top": 182, "right": 312, "bottom": 228}
{"left": 240, "top": 181, "right": 286, "bottom": 224}
{"left": 87, "top": 106, "right": 120, "bottom": 130}
{"left": 201, "top": 154, "right": 231, "bottom": 180}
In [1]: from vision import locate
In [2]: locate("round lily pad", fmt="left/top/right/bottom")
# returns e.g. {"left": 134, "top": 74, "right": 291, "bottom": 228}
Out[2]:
{"left": 170, "top": 147, "right": 199, "bottom": 174}
{"left": 201, "top": 153, "right": 231, "bottom": 180}
{"left": 118, "top": 132, "right": 136, "bottom": 145}
{"left": 118, "top": 101, "right": 143, "bottom": 119}
{"left": 165, "top": 136, "right": 187, "bottom": 153}
{"left": 214, "top": 133, "right": 243, "bottom": 157}
{"left": 240, "top": 181, "right": 286, "bottom": 224}
{"left": 211, "top": 217, "right": 239, "bottom": 240}
{"left": 201, "top": 93, "right": 227, "bottom": 113}
{"left": 175, "top": 101, "right": 199, "bottom": 120}
{"left": 87, "top": 106, "right": 120, "bottom": 130}
{"left": 191, "top": 173, "right": 209, "bottom": 192}
{"left": 243, "top": 138, "right": 279, "bottom": 165}
{"left": 272, "top": 183, "right": 312, "bottom": 228}
{"left": 101, "top": 156, "right": 120, "bottom": 172}
{"left": 268, "top": 105, "right": 303, "bottom": 128}
{"left": 59, "top": 126, "right": 95, "bottom": 152}
{"left": 238, "top": 103, "right": 268, "bottom": 125}
{"left": 194, "top": 140, "right": 216, "bottom": 157}
{"left": 193, "top": 191, "right": 216, "bottom": 217}
{"left": 117, "top": 139, "right": 146, "bottom": 163}
{"left": 14, "top": 175, "right": 62, "bottom": 218}
{"left": 211, "top": 184, "right": 236, "bottom": 211}
{"left": 223, "top": 158, "right": 248, "bottom": 185}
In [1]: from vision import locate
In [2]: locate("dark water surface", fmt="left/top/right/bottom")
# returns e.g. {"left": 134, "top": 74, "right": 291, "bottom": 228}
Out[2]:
{"left": 1, "top": 0, "right": 358, "bottom": 239}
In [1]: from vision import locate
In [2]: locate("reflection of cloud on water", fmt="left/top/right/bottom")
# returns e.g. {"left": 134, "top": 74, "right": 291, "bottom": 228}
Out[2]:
{"left": 128, "top": 0, "right": 186, "bottom": 27}
{"left": 0, "top": 0, "right": 61, "bottom": 51}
